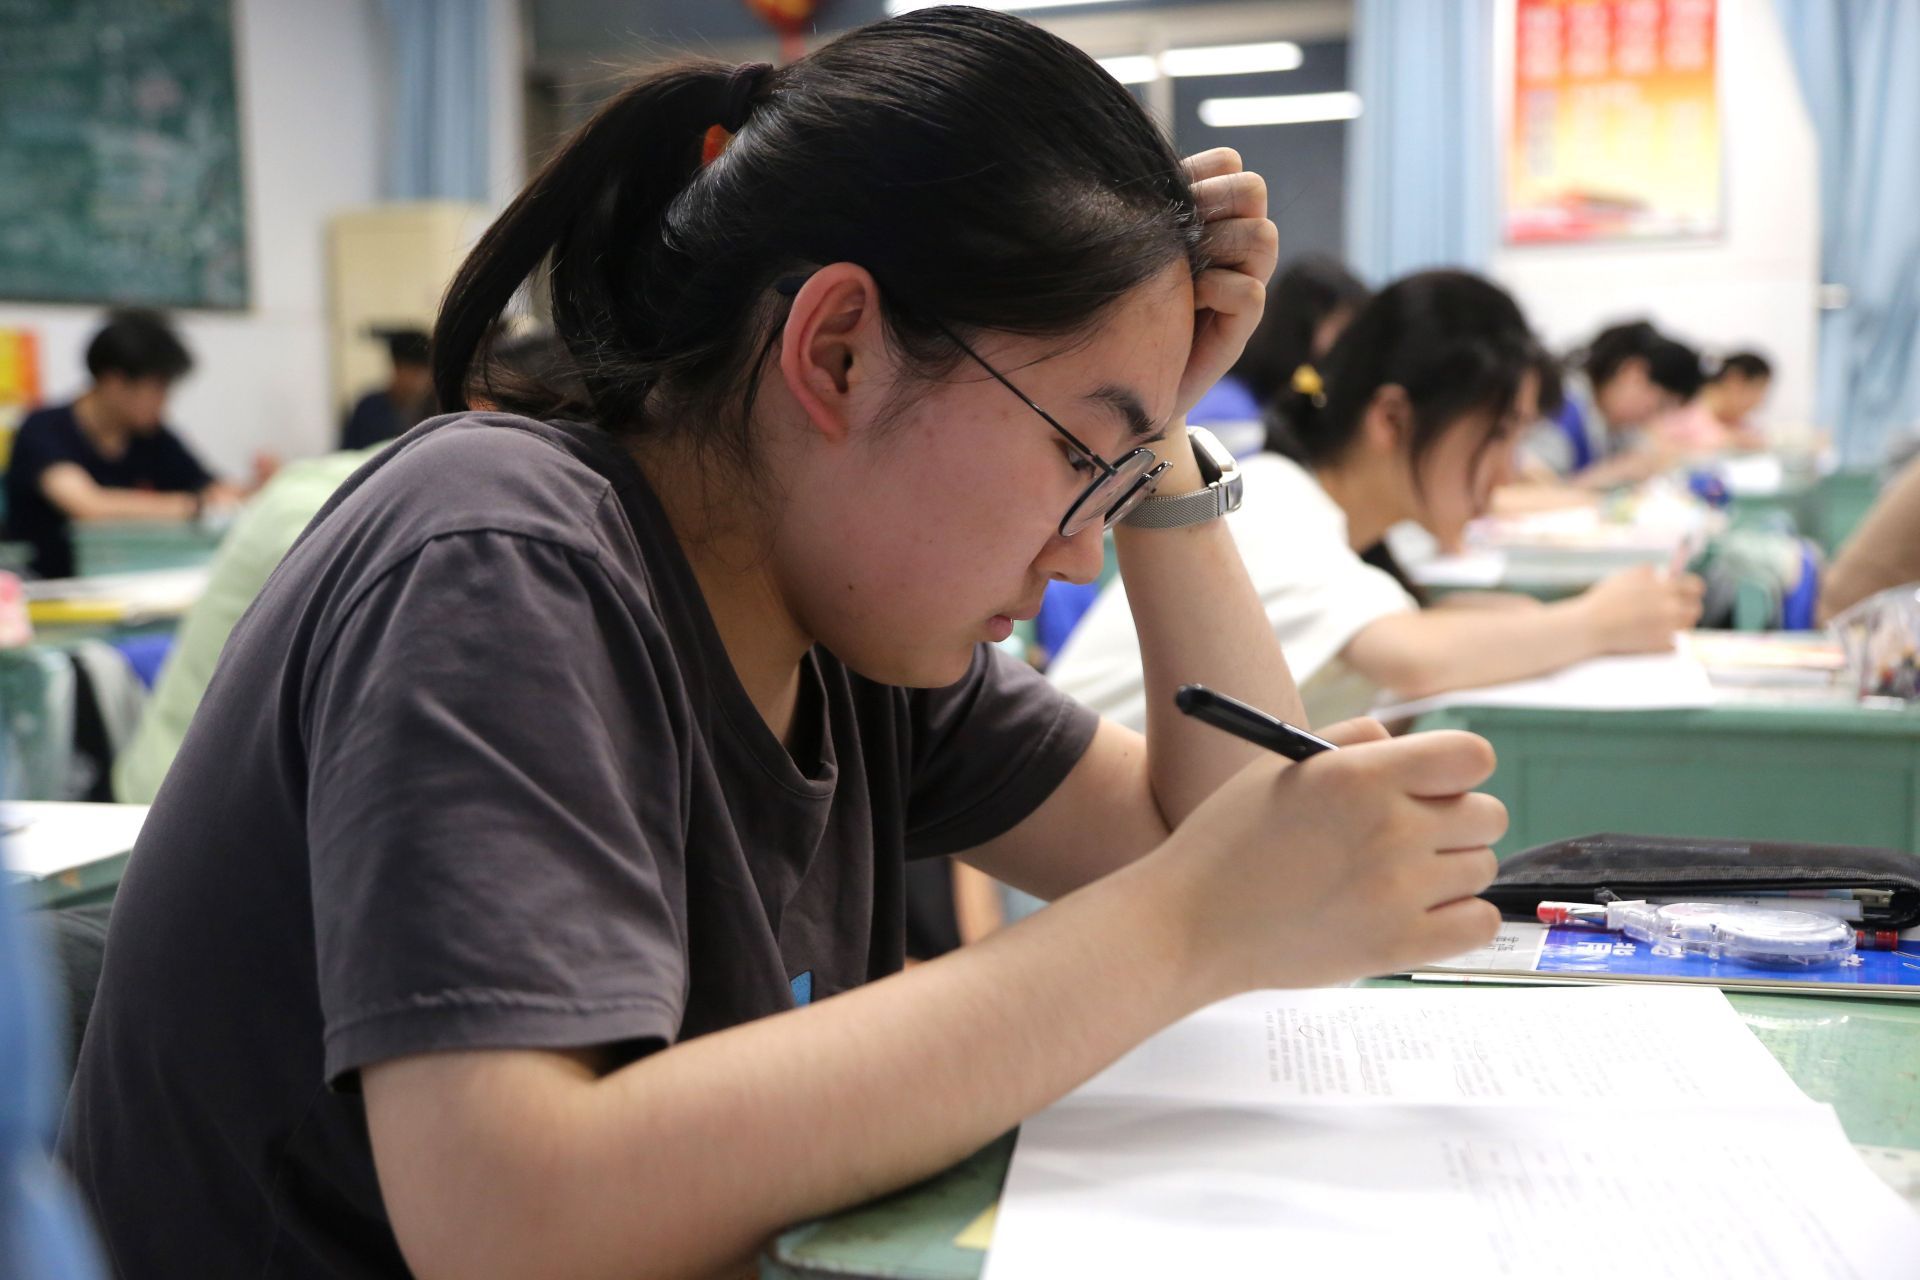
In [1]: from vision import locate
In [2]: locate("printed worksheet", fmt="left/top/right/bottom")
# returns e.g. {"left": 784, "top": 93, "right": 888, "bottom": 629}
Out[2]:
{"left": 984, "top": 987, "right": 1920, "bottom": 1280}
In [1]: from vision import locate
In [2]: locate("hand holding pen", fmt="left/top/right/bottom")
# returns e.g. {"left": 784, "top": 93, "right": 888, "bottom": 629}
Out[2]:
{"left": 1154, "top": 684, "right": 1508, "bottom": 993}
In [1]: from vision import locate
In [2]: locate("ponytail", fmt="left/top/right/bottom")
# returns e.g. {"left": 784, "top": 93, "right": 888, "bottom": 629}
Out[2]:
{"left": 431, "top": 8, "right": 1202, "bottom": 461}
{"left": 432, "top": 62, "right": 769, "bottom": 421}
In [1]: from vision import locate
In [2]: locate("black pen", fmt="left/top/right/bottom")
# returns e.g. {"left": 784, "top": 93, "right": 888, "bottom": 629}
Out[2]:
{"left": 1174, "top": 684, "right": 1337, "bottom": 762}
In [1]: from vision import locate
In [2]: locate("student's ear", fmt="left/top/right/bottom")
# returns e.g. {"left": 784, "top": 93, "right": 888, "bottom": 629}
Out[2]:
{"left": 1360, "top": 384, "right": 1412, "bottom": 457}
{"left": 777, "top": 264, "right": 884, "bottom": 445}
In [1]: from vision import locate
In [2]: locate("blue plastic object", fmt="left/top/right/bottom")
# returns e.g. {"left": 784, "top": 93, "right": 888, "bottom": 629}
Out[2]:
{"left": 106, "top": 633, "right": 175, "bottom": 691}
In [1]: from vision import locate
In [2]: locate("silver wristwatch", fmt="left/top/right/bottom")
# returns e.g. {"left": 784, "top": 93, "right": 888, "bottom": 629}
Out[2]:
{"left": 1120, "top": 426, "right": 1243, "bottom": 529}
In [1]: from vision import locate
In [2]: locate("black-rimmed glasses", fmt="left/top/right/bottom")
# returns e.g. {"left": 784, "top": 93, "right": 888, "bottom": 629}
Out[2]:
{"left": 774, "top": 276, "right": 1169, "bottom": 537}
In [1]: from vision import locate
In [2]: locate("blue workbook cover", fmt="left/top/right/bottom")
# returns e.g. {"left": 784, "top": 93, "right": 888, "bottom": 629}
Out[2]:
{"left": 1414, "top": 922, "right": 1920, "bottom": 998}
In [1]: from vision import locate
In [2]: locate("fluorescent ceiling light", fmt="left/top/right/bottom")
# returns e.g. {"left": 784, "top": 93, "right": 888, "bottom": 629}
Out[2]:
{"left": 1097, "top": 55, "right": 1159, "bottom": 85}
{"left": 1159, "top": 41, "right": 1303, "bottom": 77}
{"left": 1198, "top": 91, "right": 1362, "bottom": 127}
{"left": 886, "top": 0, "right": 1124, "bottom": 13}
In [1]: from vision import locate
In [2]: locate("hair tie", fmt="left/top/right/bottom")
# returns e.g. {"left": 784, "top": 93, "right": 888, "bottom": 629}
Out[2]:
{"left": 1291, "top": 362, "right": 1327, "bottom": 408}
{"left": 701, "top": 62, "right": 773, "bottom": 166}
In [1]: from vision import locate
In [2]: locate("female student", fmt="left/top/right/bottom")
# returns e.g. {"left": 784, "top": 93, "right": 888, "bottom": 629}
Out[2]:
{"left": 1051, "top": 271, "right": 1705, "bottom": 727}
{"left": 61, "top": 13, "right": 1504, "bottom": 1279}
{"left": 1527, "top": 319, "right": 1707, "bottom": 489}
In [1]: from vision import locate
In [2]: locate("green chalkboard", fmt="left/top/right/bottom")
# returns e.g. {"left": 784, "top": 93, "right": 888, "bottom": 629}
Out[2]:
{"left": 0, "top": 0, "right": 249, "bottom": 309}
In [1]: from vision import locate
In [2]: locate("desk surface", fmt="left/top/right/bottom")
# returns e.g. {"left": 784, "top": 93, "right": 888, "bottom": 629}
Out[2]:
{"left": 1414, "top": 693, "right": 1920, "bottom": 857}
{"left": 762, "top": 982, "right": 1920, "bottom": 1279}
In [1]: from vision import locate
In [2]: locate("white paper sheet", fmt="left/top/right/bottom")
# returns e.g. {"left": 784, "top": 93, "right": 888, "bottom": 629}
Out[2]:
{"left": 984, "top": 987, "right": 1920, "bottom": 1280}
{"left": 988, "top": 1102, "right": 1917, "bottom": 1280}
{"left": 2, "top": 801, "right": 149, "bottom": 878}
{"left": 1374, "top": 646, "right": 1714, "bottom": 720}
{"left": 1071, "top": 987, "right": 1805, "bottom": 1109}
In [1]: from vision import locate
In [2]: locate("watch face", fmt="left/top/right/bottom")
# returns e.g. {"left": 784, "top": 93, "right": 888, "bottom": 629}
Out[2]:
{"left": 1187, "top": 426, "right": 1237, "bottom": 482}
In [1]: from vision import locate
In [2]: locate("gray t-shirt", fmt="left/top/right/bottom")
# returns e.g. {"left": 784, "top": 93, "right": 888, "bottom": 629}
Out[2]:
{"left": 61, "top": 414, "right": 1096, "bottom": 1278}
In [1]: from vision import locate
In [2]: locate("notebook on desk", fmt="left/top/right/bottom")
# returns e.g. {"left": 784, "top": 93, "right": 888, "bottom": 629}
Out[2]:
{"left": 1410, "top": 919, "right": 1920, "bottom": 998}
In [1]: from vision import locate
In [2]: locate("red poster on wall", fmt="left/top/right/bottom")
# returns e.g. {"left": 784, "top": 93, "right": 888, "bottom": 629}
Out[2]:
{"left": 1506, "top": 0, "right": 1721, "bottom": 244}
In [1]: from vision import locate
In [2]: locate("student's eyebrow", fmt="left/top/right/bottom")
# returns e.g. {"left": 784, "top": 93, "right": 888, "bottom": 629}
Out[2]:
{"left": 1083, "top": 384, "right": 1166, "bottom": 444}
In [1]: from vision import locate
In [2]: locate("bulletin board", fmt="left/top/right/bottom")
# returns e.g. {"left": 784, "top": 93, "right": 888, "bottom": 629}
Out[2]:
{"left": 1506, "top": 0, "right": 1722, "bottom": 244}
{"left": 0, "top": 0, "right": 249, "bottom": 309}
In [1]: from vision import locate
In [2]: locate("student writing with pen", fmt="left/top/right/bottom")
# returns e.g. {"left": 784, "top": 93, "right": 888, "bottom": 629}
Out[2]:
{"left": 64, "top": 12, "right": 1505, "bottom": 1279}
{"left": 1052, "top": 272, "right": 1706, "bottom": 728}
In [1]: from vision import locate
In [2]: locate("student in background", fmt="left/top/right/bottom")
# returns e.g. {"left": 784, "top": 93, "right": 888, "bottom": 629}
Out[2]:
{"left": 63, "top": 14, "right": 1504, "bottom": 1278}
{"left": 4, "top": 310, "right": 250, "bottom": 579}
{"left": 1653, "top": 350, "right": 1773, "bottom": 458}
{"left": 1051, "top": 271, "right": 1705, "bottom": 727}
{"left": 340, "top": 328, "right": 435, "bottom": 449}
{"left": 1818, "top": 452, "right": 1920, "bottom": 623}
{"left": 1528, "top": 319, "right": 1707, "bottom": 490}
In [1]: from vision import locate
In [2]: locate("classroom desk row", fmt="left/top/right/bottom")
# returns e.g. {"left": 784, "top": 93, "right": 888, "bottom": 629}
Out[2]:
{"left": 762, "top": 979, "right": 1920, "bottom": 1278}
{"left": 1417, "top": 688, "right": 1920, "bottom": 858}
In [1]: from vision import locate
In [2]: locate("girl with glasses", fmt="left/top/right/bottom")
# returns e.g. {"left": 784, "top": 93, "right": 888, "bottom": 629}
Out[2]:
{"left": 64, "top": 11, "right": 1503, "bottom": 1277}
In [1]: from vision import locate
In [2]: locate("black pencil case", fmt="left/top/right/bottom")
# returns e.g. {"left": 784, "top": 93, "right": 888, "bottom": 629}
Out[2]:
{"left": 1483, "top": 833, "right": 1920, "bottom": 930}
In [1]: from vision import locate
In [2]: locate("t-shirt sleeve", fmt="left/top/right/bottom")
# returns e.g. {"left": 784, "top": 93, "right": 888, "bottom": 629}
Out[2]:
{"left": 302, "top": 530, "right": 689, "bottom": 1086}
{"left": 148, "top": 427, "right": 215, "bottom": 491}
{"left": 11, "top": 416, "right": 87, "bottom": 489}
{"left": 902, "top": 643, "right": 1098, "bottom": 859}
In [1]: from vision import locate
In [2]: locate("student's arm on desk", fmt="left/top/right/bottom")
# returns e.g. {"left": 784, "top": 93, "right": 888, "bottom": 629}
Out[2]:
{"left": 1344, "top": 564, "right": 1705, "bottom": 700}
{"left": 39, "top": 463, "right": 198, "bottom": 522}
{"left": 364, "top": 731, "right": 1506, "bottom": 1280}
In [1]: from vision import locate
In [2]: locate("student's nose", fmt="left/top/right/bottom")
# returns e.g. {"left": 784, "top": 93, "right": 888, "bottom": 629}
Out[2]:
{"left": 1039, "top": 522, "right": 1106, "bottom": 587}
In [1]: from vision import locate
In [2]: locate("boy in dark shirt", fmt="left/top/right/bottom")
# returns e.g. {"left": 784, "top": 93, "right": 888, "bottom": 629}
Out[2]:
{"left": 340, "top": 328, "right": 435, "bottom": 450}
{"left": 4, "top": 309, "right": 244, "bottom": 579}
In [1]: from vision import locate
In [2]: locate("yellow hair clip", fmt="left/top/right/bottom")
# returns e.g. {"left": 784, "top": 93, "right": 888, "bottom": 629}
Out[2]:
{"left": 1291, "top": 363, "right": 1326, "bottom": 407}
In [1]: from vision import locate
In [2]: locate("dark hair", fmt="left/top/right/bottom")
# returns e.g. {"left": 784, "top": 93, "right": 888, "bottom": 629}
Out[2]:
{"left": 1579, "top": 320, "right": 1705, "bottom": 400}
{"left": 1230, "top": 254, "right": 1372, "bottom": 408}
{"left": 433, "top": 9, "right": 1204, "bottom": 466}
{"left": 1264, "top": 270, "right": 1547, "bottom": 475}
{"left": 1715, "top": 350, "right": 1772, "bottom": 382}
{"left": 468, "top": 326, "right": 591, "bottom": 420}
{"left": 85, "top": 309, "right": 193, "bottom": 384}
{"left": 381, "top": 329, "right": 431, "bottom": 367}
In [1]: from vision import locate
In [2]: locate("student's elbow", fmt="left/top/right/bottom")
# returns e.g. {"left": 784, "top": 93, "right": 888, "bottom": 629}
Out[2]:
{"left": 1342, "top": 618, "right": 1448, "bottom": 700}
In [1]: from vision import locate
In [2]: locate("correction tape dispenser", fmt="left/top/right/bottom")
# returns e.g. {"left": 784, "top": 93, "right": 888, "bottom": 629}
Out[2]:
{"left": 1606, "top": 901, "right": 1858, "bottom": 969}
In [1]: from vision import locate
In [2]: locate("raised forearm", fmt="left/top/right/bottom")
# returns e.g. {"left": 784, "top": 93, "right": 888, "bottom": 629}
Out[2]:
{"left": 1112, "top": 439, "right": 1302, "bottom": 825}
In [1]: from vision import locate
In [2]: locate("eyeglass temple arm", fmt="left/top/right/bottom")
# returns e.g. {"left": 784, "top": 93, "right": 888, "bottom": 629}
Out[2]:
{"left": 773, "top": 273, "right": 1113, "bottom": 473}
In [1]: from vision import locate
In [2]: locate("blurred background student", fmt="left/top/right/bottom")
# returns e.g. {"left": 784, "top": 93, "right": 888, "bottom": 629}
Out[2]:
{"left": 1654, "top": 350, "right": 1774, "bottom": 459}
{"left": 340, "top": 327, "right": 435, "bottom": 450}
{"left": 1526, "top": 319, "right": 1707, "bottom": 490}
{"left": 3, "top": 311, "right": 265, "bottom": 580}
{"left": 1050, "top": 271, "right": 1703, "bottom": 727}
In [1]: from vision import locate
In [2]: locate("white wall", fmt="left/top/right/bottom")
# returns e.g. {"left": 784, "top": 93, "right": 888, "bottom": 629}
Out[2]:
{"left": 0, "top": 0, "right": 386, "bottom": 475}
{"left": 1489, "top": 0, "right": 1820, "bottom": 434}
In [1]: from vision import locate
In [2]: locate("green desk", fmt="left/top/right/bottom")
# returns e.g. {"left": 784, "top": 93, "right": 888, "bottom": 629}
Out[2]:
{"left": 761, "top": 982, "right": 1920, "bottom": 1279}
{"left": 71, "top": 520, "right": 223, "bottom": 576}
{"left": 1412, "top": 694, "right": 1920, "bottom": 858}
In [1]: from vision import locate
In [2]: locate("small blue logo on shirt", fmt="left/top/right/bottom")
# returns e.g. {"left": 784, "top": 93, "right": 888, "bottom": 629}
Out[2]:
{"left": 790, "top": 970, "right": 814, "bottom": 1007}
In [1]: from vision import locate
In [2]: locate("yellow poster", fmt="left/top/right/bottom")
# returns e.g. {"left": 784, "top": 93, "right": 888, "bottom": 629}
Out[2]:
{"left": 1506, "top": 0, "right": 1721, "bottom": 243}
{"left": 0, "top": 328, "right": 42, "bottom": 442}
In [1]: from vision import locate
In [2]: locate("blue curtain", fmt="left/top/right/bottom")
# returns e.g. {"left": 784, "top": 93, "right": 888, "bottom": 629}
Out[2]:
{"left": 1345, "top": 0, "right": 1496, "bottom": 282}
{"left": 380, "top": 0, "right": 492, "bottom": 201}
{"left": 1772, "top": 1, "right": 1920, "bottom": 465}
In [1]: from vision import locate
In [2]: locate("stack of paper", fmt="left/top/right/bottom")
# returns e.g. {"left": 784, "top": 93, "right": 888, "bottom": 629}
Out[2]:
{"left": 1374, "top": 647, "right": 1716, "bottom": 721}
{"left": 984, "top": 987, "right": 1920, "bottom": 1279}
